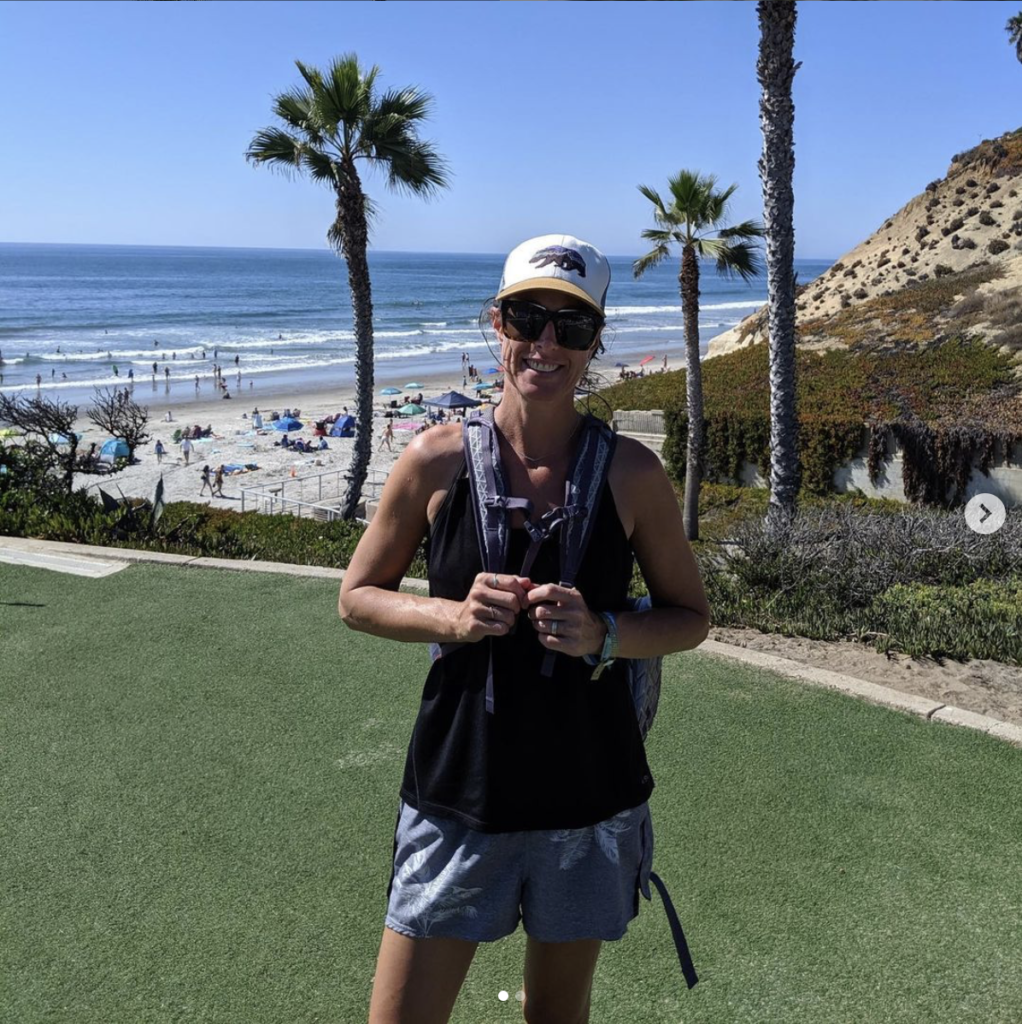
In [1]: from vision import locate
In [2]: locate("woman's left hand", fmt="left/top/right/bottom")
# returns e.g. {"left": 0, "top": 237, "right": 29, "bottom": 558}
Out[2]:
{"left": 525, "top": 583, "right": 605, "bottom": 659}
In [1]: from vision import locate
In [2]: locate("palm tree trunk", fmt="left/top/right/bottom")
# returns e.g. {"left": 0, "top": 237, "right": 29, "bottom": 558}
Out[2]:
{"left": 334, "top": 165, "right": 375, "bottom": 521}
{"left": 680, "top": 243, "right": 703, "bottom": 542}
{"left": 758, "top": 0, "right": 801, "bottom": 538}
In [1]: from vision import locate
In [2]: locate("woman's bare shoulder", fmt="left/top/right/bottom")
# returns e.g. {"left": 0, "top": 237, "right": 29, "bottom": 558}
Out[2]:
{"left": 607, "top": 433, "right": 669, "bottom": 540}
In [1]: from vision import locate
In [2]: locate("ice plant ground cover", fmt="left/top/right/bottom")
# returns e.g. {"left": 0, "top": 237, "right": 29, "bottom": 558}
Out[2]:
{"left": 2, "top": 561, "right": 1020, "bottom": 1023}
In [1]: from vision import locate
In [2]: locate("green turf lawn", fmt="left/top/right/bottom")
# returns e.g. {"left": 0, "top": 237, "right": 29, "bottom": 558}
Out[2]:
{"left": 2, "top": 561, "right": 1020, "bottom": 1023}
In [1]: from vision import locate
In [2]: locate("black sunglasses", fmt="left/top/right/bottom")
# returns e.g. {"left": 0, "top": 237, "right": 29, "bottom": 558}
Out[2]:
{"left": 499, "top": 299, "right": 604, "bottom": 351}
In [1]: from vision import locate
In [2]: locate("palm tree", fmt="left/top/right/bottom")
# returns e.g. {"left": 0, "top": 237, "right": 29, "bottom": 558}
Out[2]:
{"left": 757, "top": 0, "right": 802, "bottom": 540}
{"left": 634, "top": 171, "right": 763, "bottom": 541}
{"left": 1007, "top": 11, "right": 1022, "bottom": 64}
{"left": 246, "top": 54, "right": 449, "bottom": 519}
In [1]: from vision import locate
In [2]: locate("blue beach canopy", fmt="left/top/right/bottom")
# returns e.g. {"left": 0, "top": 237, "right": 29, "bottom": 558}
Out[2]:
{"left": 273, "top": 416, "right": 303, "bottom": 432}
{"left": 423, "top": 391, "right": 482, "bottom": 409}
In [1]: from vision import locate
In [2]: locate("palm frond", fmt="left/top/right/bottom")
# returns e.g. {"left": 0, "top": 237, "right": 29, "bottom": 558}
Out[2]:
{"left": 636, "top": 184, "right": 670, "bottom": 225}
{"left": 302, "top": 148, "right": 339, "bottom": 184}
{"left": 375, "top": 85, "right": 433, "bottom": 124}
{"left": 667, "top": 169, "right": 714, "bottom": 218}
{"left": 380, "top": 138, "right": 450, "bottom": 197}
{"left": 244, "top": 127, "right": 305, "bottom": 176}
{"left": 633, "top": 243, "right": 671, "bottom": 279}
{"left": 700, "top": 239, "right": 763, "bottom": 282}
{"left": 271, "top": 87, "right": 326, "bottom": 145}
{"left": 718, "top": 218, "right": 765, "bottom": 241}
{"left": 639, "top": 227, "right": 673, "bottom": 245}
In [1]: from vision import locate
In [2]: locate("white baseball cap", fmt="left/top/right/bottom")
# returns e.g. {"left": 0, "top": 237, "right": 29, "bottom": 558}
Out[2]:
{"left": 495, "top": 234, "right": 611, "bottom": 316}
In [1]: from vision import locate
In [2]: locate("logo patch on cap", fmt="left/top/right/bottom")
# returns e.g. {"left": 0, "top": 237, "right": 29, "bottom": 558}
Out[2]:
{"left": 528, "top": 246, "right": 587, "bottom": 278}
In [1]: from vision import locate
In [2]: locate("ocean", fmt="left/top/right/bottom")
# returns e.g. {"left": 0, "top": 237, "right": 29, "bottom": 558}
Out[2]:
{"left": 0, "top": 243, "right": 833, "bottom": 409}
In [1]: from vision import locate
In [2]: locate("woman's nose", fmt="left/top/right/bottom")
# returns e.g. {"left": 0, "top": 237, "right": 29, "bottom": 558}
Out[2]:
{"left": 536, "top": 317, "right": 559, "bottom": 346}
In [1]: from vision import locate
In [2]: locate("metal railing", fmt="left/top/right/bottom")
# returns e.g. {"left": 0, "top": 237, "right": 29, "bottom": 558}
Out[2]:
{"left": 239, "top": 466, "right": 388, "bottom": 521}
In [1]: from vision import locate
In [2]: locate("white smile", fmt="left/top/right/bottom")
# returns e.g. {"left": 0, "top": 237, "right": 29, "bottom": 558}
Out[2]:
{"left": 523, "top": 359, "right": 561, "bottom": 373}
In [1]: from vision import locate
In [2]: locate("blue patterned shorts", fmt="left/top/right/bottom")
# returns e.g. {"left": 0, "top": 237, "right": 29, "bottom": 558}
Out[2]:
{"left": 384, "top": 798, "right": 655, "bottom": 943}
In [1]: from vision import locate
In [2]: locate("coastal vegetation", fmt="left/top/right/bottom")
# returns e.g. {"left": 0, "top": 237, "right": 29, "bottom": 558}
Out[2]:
{"left": 246, "top": 54, "right": 449, "bottom": 521}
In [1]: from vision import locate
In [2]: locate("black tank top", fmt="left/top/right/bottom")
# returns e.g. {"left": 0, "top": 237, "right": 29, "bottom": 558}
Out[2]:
{"left": 398, "top": 454, "right": 656, "bottom": 833}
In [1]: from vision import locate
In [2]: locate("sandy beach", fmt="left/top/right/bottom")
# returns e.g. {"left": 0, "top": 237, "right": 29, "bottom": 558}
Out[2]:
{"left": 66, "top": 364, "right": 482, "bottom": 509}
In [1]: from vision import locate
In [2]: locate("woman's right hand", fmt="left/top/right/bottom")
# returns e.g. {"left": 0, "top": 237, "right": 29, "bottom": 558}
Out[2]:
{"left": 456, "top": 572, "right": 533, "bottom": 643}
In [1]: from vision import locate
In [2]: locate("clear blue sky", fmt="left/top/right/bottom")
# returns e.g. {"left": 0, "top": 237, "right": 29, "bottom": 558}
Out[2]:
{"left": 2, "top": 0, "right": 1019, "bottom": 259}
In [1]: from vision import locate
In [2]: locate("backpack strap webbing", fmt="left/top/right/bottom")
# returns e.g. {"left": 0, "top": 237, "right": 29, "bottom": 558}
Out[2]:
{"left": 428, "top": 407, "right": 617, "bottom": 714}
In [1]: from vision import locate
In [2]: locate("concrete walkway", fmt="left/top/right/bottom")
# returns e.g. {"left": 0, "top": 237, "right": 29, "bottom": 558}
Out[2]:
{"left": 3, "top": 533, "right": 1020, "bottom": 748}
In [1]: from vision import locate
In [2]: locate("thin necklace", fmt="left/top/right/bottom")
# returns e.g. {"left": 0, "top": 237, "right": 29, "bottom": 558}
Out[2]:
{"left": 496, "top": 415, "right": 584, "bottom": 465}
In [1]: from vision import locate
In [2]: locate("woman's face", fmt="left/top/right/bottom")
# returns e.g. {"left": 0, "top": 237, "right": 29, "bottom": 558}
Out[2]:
{"left": 492, "top": 287, "right": 601, "bottom": 404}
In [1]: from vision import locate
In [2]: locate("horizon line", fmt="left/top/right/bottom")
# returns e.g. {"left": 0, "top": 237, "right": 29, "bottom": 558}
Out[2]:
{"left": 0, "top": 240, "right": 839, "bottom": 263}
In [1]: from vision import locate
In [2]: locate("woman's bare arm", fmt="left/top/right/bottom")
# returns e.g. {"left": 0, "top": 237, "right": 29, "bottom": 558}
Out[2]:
{"left": 607, "top": 437, "right": 711, "bottom": 659}
{"left": 338, "top": 426, "right": 529, "bottom": 643}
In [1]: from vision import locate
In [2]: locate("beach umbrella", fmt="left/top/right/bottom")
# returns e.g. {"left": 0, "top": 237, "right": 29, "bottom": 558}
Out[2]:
{"left": 471, "top": 382, "right": 491, "bottom": 391}
{"left": 485, "top": 367, "right": 500, "bottom": 374}
{"left": 398, "top": 403, "right": 426, "bottom": 415}
{"left": 639, "top": 354, "right": 654, "bottom": 366}
{"left": 380, "top": 387, "right": 401, "bottom": 395}
{"left": 404, "top": 382, "right": 424, "bottom": 389}
{"left": 273, "top": 416, "right": 303, "bottom": 431}
{"left": 614, "top": 362, "right": 629, "bottom": 368}
{"left": 424, "top": 390, "right": 482, "bottom": 409}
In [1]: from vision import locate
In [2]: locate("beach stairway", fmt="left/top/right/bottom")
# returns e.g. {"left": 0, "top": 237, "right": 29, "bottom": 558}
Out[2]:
{"left": 611, "top": 410, "right": 666, "bottom": 461}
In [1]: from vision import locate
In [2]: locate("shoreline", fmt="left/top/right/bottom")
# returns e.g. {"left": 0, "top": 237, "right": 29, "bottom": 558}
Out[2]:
{"left": 57, "top": 366, "right": 491, "bottom": 509}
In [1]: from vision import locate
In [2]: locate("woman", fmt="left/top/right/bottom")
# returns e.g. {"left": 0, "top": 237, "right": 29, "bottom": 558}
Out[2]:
{"left": 339, "top": 234, "right": 710, "bottom": 1024}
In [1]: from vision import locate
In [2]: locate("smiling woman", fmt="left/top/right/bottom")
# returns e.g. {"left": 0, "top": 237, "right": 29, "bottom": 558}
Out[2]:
{"left": 339, "top": 233, "right": 710, "bottom": 1023}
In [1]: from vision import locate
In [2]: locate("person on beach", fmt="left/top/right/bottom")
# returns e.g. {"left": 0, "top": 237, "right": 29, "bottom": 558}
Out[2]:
{"left": 213, "top": 465, "right": 225, "bottom": 497}
{"left": 340, "top": 234, "right": 710, "bottom": 1023}
{"left": 154, "top": 439, "right": 165, "bottom": 464}
{"left": 199, "top": 464, "right": 213, "bottom": 496}
{"left": 181, "top": 435, "right": 192, "bottom": 466}
{"left": 379, "top": 420, "right": 394, "bottom": 452}
{"left": 164, "top": 367, "right": 170, "bottom": 382}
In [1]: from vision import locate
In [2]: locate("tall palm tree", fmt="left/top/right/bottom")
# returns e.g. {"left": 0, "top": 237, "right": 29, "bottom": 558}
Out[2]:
{"left": 634, "top": 171, "right": 763, "bottom": 541}
{"left": 246, "top": 54, "right": 449, "bottom": 519}
{"left": 757, "top": 0, "right": 802, "bottom": 540}
{"left": 1007, "top": 11, "right": 1022, "bottom": 64}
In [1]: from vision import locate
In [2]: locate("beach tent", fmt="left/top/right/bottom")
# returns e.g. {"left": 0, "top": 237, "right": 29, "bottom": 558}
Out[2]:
{"left": 99, "top": 438, "right": 130, "bottom": 458}
{"left": 330, "top": 414, "right": 356, "bottom": 437}
{"left": 273, "top": 416, "right": 303, "bottom": 432}
{"left": 423, "top": 391, "right": 482, "bottom": 410}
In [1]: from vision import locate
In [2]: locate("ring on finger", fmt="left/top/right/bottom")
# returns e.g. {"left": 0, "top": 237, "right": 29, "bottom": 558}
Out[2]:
{"left": 492, "top": 573, "right": 499, "bottom": 588}
{"left": 550, "top": 619, "right": 559, "bottom": 636}
{"left": 489, "top": 605, "right": 499, "bottom": 621}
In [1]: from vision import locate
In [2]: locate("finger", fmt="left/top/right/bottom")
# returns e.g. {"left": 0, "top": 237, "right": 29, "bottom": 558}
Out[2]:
{"left": 476, "top": 584, "right": 522, "bottom": 614}
{"left": 525, "top": 583, "right": 576, "bottom": 606}
{"left": 485, "top": 574, "right": 531, "bottom": 610}
{"left": 478, "top": 597, "right": 515, "bottom": 624}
